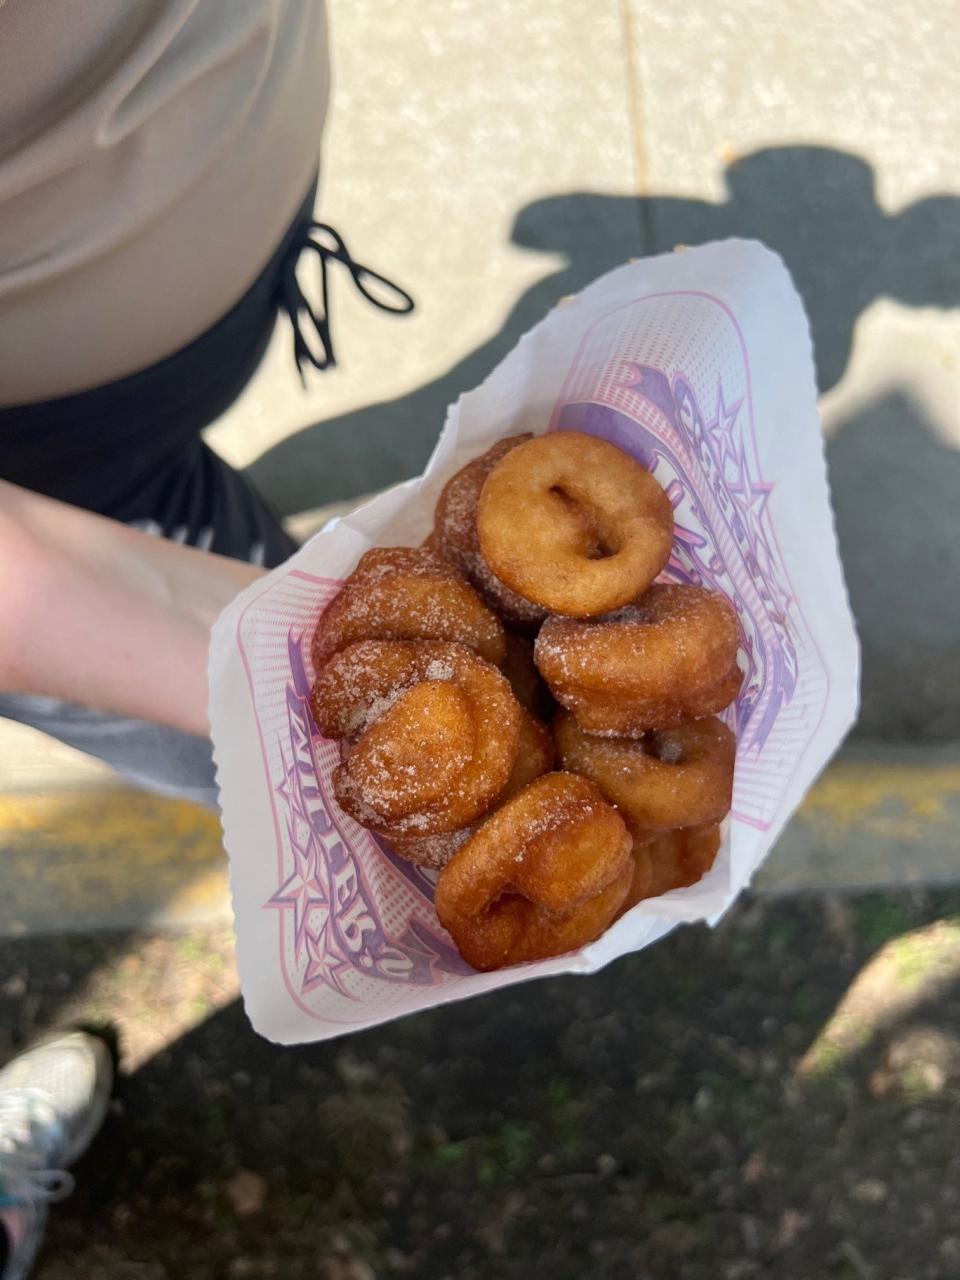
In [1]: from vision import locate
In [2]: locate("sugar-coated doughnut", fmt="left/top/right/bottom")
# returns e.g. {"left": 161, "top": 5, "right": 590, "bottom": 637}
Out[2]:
{"left": 312, "top": 545, "right": 506, "bottom": 669}
{"left": 434, "top": 772, "right": 632, "bottom": 971}
{"left": 477, "top": 432, "right": 674, "bottom": 617}
{"left": 311, "top": 640, "right": 521, "bottom": 837}
{"left": 553, "top": 712, "right": 735, "bottom": 839}
{"left": 432, "top": 435, "right": 547, "bottom": 627}
{"left": 536, "top": 584, "right": 742, "bottom": 734}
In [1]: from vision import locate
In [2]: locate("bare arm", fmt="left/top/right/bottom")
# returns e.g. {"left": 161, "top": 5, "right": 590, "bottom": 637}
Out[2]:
{"left": 0, "top": 480, "right": 265, "bottom": 736}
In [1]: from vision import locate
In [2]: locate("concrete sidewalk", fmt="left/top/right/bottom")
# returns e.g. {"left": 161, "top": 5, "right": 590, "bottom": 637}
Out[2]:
{"left": 2, "top": 0, "right": 959, "bottom": 926}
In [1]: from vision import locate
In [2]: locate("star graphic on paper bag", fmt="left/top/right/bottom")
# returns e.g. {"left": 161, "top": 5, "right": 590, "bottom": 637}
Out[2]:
{"left": 301, "top": 920, "right": 353, "bottom": 997}
{"left": 727, "top": 439, "right": 774, "bottom": 520}
{"left": 707, "top": 385, "right": 745, "bottom": 466}
{"left": 268, "top": 841, "right": 327, "bottom": 960}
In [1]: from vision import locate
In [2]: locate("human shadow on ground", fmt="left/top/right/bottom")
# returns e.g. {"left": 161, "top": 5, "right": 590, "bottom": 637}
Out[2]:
{"left": 246, "top": 144, "right": 960, "bottom": 518}
{"left": 826, "top": 392, "right": 960, "bottom": 740}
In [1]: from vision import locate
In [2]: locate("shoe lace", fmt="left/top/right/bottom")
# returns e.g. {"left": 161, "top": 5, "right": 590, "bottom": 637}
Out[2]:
{"left": 279, "top": 221, "right": 415, "bottom": 382}
{"left": 0, "top": 1091, "right": 74, "bottom": 1207}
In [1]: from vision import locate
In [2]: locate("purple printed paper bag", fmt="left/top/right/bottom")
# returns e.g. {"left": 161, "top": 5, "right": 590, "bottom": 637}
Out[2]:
{"left": 210, "top": 240, "right": 859, "bottom": 1043}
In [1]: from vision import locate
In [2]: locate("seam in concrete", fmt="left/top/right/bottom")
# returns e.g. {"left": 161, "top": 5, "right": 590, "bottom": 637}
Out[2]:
{"left": 617, "top": 0, "right": 655, "bottom": 251}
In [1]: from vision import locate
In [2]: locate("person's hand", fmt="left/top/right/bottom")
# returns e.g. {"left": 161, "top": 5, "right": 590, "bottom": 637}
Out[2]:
{"left": 0, "top": 481, "right": 266, "bottom": 736}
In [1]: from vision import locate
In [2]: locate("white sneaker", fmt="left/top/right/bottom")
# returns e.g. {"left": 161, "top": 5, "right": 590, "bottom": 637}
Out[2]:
{"left": 0, "top": 1031, "right": 114, "bottom": 1280}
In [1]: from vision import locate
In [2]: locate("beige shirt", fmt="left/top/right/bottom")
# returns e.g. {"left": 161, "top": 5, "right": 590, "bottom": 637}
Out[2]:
{"left": 0, "top": 0, "right": 329, "bottom": 406}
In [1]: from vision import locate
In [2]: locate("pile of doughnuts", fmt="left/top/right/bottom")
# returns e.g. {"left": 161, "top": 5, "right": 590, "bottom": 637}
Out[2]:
{"left": 310, "top": 431, "right": 741, "bottom": 972}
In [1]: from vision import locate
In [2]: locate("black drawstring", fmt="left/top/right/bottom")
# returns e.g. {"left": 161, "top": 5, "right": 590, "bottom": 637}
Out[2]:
{"left": 279, "top": 221, "right": 415, "bottom": 382}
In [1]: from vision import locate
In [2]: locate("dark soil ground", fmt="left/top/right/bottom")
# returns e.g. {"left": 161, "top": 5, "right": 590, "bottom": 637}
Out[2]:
{"left": 3, "top": 887, "right": 960, "bottom": 1280}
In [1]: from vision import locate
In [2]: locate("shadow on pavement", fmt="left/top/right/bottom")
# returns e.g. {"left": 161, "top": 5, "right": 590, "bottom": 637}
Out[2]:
{"left": 246, "top": 145, "right": 960, "bottom": 517}
{"left": 827, "top": 392, "right": 960, "bottom": 741}
{"left": 34, "top": 889, "right": 960, "bottom": 1280}
{"left": 246, "top": 143, "right": 960, "bottom": 744}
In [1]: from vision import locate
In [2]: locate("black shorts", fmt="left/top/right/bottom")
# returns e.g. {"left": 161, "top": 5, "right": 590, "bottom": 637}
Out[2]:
{"left": 0, "top": 181, "right": 320, "bottom": 567}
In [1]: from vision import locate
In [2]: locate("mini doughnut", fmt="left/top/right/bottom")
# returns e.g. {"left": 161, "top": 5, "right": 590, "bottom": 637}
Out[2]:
{"left": 313, "top": 640, "right": 521, "bottom": 837}
{"left": 434, "top": 772, "right": 632, "bottom": 971}
{"left": 477, "top": 431, "right": 674, "bottom": 617}
{"left": 620, "top": 841, "right": 654, "bottom": 912}
{"left": 387, "top": 826, "right": 474, "bottom": 872}
{"left": 500, "top": 631, "right": 554, "bottom": 719}
{"left": 536, "top": 584, "right": 742, "bottom": 734}
{"left": 312, "top": 545, "right": 506, "bottom": 669}
{"left": 385, "top": 709, "right": 554, "bottom": 870}
{"left": 553, "top": 712, "right": 735, "bottom": 839}
{"left": 503, "top": 709, "right": 556, "bottom": 799}
{"left": 640, "top": 819, "right": 721, "bottom": 901}
{"left": 432, "top": 435, "right": 547, "bottom": 627}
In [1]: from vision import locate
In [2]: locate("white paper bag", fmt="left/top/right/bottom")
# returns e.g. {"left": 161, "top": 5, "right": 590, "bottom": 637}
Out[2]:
{"left": 209, "top": 239, "right": 859, "bottom": 1044}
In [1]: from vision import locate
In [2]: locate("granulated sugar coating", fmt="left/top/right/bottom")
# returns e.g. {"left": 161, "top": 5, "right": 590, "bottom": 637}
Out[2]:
{"left": 553, "top": 711, "right": 735, "bottom": 838}
{"left": 434, "top": 772, "right": 633, "bottom": 972}
{"left": 319, "top": 640, "right": 522, "bottom": 838}
{"left": 535, "top": 584, "right": 743, "bottom": 736}
{"left": 386, "top": 824, "right": 474, "bottom": 871}
{"left": 311, "top": 545, "right": 506, "bottom": 668}
{"left": 432, "top": 435, "right": 548, "bottom": 628}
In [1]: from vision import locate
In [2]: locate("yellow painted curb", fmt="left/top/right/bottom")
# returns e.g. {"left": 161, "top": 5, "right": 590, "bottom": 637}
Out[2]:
{"left": 2, "top": 753, "right": 959, "bottom": 934}
{"left": 798, "top": 759, "right": 960, "bottom": 844}
{"left": 0, "top": 786, "right": 229, "bottom": 935}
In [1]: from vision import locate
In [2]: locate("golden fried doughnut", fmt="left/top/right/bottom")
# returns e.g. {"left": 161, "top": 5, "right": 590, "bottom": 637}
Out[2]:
{"left": 503, "top": 709, "right": 555, "bottom": 798}
{"left": 500, "top": 631, "right": 554, "bottom": 719}
{"left": 432, "top": 435, "right": 547, "bottom": 627}
{"left": 626, "top": 824, "right": 723, "bottom": 907}
{"left": 434, "top": 772, "right": 632, "bottom": 971}
{"left": 536, "top": 584, "right": 742, "bottom": 734}
{"left": 476, "top": 431, "right": 674, "bottom": 617}
{"left": 553, "top": 712, "right": 735, "bottom": 838}
{"left": 621, "top": 841, "right": 654, "bottom": 912}
{"left": 312, "top": 546, "right": 506, "bottom": 669}
{"left": 312, "top": 640, "right": 521, "bottom": 837}
{"left": 387, "top": 826, "right": 474, "bottom": 872}
{"left": 385, "top": 709, "right": 554, "bottom": 870}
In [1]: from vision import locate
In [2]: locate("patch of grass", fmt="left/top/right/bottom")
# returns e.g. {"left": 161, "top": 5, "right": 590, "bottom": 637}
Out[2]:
{"left": 852, "top": 898, "right": 912, "bottom": 949}
{"left": 545, "top": 1076, "right": 573, "bottom": 1110}
{"left": 767, "top": 915, "right": 802, "bottom": 948}
{"left": 804, "top": 1040, "right": 847, "bottom": 1081}
{"left": 889, "top": 935, "right": 935, "bottom": 990}
{"left": 433, "top": 1142, "right": 467, "bottom": 1165}
{"left": 728, "top": 933, "right": 753, "bottom": 958}
{"left": 492, "top": 1121, "right": 532, "bottom": 1170}
{"left": 176, "top": 934, "right": 210, "bottom": 964}
{"left": 899, "top": 1062, "right": 940, "bottom": 1102}
{"left": 788, "top": 985, "right": 818, "bottom": 1021}
{"left": 422, "top": 1122, "right": 533, "bottom": 1183}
